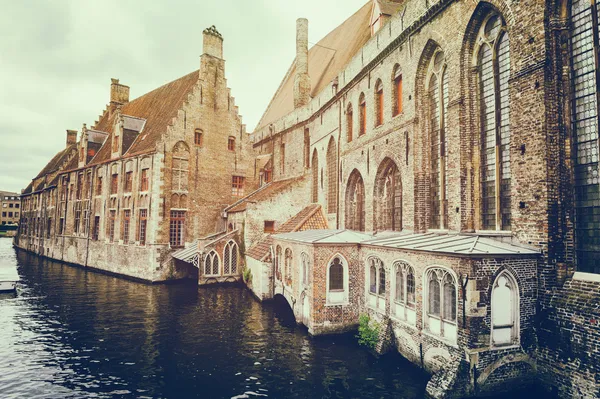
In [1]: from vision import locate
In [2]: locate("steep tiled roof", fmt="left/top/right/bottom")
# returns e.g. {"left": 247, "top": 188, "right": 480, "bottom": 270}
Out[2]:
{"left": 226, "top": 176, "right": 304, "bottom": 213}
{"left": 35, "top": 144, "right": 77, "bottom": 179}
{"left": 246, "top": 204, "right": 328, "bottom": 261}
{"left": 89, "top": 70, "right": 199, "bottom": 165}
{"left": 255, "top": 1, "right": 373, "bottom": 129}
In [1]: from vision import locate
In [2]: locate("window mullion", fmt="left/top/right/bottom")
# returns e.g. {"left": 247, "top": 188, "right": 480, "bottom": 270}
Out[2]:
{"left": 492, "top": 39, "right": 503, "bottom": 231}
{"left": 439, "top": 71, "right": 447, "bottom": 230}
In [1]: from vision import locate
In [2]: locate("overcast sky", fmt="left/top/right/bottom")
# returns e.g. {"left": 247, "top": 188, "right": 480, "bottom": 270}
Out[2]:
{"left": 0, "top": 0, "right": 368, "bottom": 193}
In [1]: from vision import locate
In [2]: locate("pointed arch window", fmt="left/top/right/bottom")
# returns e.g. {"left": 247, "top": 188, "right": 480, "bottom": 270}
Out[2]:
{"left": 301, "top": 252, "right": 310, "bottom": 285}
{"left": 570, "top": 1, "right": 600, "bottom": 273}
{"left": 326, "top": 138, "right": 337, "bottom": 213}
{"left": 428, "top": 50, "right": 448, "bottom": 229}
{"left": 284, "top": 248, "right": 293, "bottom": 284}
{"left": 312, "top": 149, "right": 319, "bottom": 203}
{"left": 204, "top": 251, "right": 220, "bottom": 276}
{"left": 345, "top": 170, "right": 365, "bottom": 231}
{"left": 359, "top": 93, "right": 366, "bottom": 136}
{"left": 393, "top": 261, "right": 416, "bottom": 324}
{"left": 346, "top": 103, "right": 354, "bottom": 142}
{"left": 223, "top": 241, "right": 238, "bottom": 275}
{"left": 374, "top": 159, "right": 402, "bottom": 231}
{"left": 375, "top": 79, "right": 384, "bottom": 126}
{"left": 367, "top": 257, "right": 386, "bottom": 311}
{"left": 491, "top": 271, "right": 519, "bottom": 346}
{"left": 327, "top": 256, "right": 348, "bottom": 304}
{"left": 274, "top": 245, "right": 282, "bottom": 281}
{"left": 425, "top": 267, "right": 457, "bottom": 342}
{"left": 393, "top": 64, "right": 403, "bottom": 116}
{"left": 172, "top": 142, "right": 190, "bottom": 192}
{"left": 478, "top": 13, "right": 511, "bottom": 231}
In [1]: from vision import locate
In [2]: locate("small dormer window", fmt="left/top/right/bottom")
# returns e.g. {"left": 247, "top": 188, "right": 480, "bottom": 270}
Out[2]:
{"left": 228, "top": 136, "right": 236, "bottom": 151}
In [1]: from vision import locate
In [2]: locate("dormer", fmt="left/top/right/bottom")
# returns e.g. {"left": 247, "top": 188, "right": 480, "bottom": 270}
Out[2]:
{"left": 370, "top": 0, "right": 404, "bottom": 35}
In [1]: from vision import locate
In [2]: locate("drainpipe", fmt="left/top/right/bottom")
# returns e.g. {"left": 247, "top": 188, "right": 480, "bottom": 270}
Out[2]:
{"left": 461, "top": 273, "right": 469, "bottom": 327}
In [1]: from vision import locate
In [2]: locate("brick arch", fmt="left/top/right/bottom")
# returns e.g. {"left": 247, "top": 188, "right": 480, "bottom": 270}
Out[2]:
{"left": 345, "top": 169, "right": 365, "bottom": 231}
{"left": 423, "top": 346, "right": 452, "bottom": 374}
{"left": 373, "top": 157, "right": 402, "bottom": 232}
{"left": 476, "top": 353, "right": 536, "bottom": 387}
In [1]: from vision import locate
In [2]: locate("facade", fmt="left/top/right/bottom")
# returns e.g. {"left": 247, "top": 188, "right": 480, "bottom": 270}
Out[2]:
{"left": 0, "top": 191, "right": 20, "bottom": 225}
{"left": 15, "top": 26, "right": 257, "bottom": 282}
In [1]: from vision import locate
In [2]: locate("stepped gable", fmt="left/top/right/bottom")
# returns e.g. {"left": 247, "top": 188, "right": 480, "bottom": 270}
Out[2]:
{"left": 226, "top": 176, "right": 304, "bottom": 213}
{"left": 89, "top": 70, "right": 199, "bottom": 165}
{"left": 255, "top": 1, "right": 373, "bottom": 129}
{"left": 246, "top": 204, "right": 328, "bottom": 261}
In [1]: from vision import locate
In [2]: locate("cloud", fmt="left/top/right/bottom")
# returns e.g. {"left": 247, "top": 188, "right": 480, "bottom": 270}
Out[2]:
{"left": 0, "top": 0, "right": 368, "bottom": 193}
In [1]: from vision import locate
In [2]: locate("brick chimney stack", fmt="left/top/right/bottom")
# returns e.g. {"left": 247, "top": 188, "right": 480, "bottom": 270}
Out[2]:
{"left": 110, "top": 78, "right": 130, "bottom": 106}
{"left": 203, "top": 25, "right": 223, "bottom": 59}
{"left": 66, "top": 129, "right": 78, "bottom": 147}
{"left": 294, "top": 18, "right": 311, "bottom": 109}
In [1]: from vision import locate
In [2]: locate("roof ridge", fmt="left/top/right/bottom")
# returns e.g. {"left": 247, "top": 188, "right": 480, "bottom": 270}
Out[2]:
{"left": 291, "top": 204, "right": 322, "bottom": 232}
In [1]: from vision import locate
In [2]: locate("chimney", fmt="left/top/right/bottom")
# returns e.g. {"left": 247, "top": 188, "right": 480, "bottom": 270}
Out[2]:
{"left": 66, "top": 129, "right": 77, "bottom": 146}
{"left": 294, "top": 18, "right": 311, "bottom": 109}
{"left": 110, "top": 78, "right": 130, "bottom": 106}
{"left": 203, "top": 25, "right": 223, "bottom": 59}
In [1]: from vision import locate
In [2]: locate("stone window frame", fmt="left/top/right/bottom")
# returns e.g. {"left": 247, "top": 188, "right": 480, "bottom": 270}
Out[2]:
{"left": 311, "top": 149, "right": 319, "bottom": 203}
{"left": 223, "top": 240, "right": 239, "bottom": 275}
{"left": 490, "top": 270, "right": 520, "bottom": 348}
{"left": 171, "top": 141, "right": 190, "bottom": 193}
{"left": 374, "top": 78, "right": 384, "bottom": 127}
{"left": 426, "top": 48, "right": 449, "bottom": 231}
{"left": 358, "top": 92, "right": 367, "bottom": 136}
{"left": 284, "top": 247, "right": 293, "bottom": 285}
{"left": 392, "top": 64, "right": 403, "bottom": 117}
{"left": 373, "top": 158, "right": 402, "bottom": 232}
{"left": 392, "top": 260, "right": 417, "bottom": 325}
{"left": 227, "top": 136, "right": 236, "bottom": 151}
{"left": 474, "top": 11, "right": 511, "bottom": 232}
{"left": 204, "top": 250, "right": 220, "bottom": 277}
{"left": 345, "top": 169, "right": 366, "bottom": 232}
{"left": 366, "top": 256, "right": 387, "bottom": 313}
{"left": 137, "top": 209, "right": 147, "bottom": 245}
{"left": 194, "top": 129, "right": 204, "bottom": 147}
{"left": 423, "top": 266, "right": 458, "bottom": 344}
{"left": 326, "top": 253, "right": 349, "bottom": 306}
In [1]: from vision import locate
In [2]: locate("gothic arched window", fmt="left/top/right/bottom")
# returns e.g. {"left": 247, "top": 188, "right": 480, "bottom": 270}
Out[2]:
{"left": 204, "top": 251, "right": 219, "bottom": 276}
{"left": 367, "top": 257, "right": 386, "bottom": 311}
{"left": 374, "top": 158, "right": 402, "bottom": 231}
{"left": 345, "top": 170, "right": 365, "bottom": 231}
{"left": 172, "top": 141, "right": 190, "bottom": 192}
{"left": 223, "top": 240, "right": 238, "bottom": 275}
{"left": 478, "top": 13, "right": 511, "bottom": 231}
{"left": 284, "top": 248, "right": 293, "bottom": 284}
{"left": 393, "top": 261, "right": 416, "bottom": 324}
{"left": 427, "top": 49, "right": 448, "bottom": 230}
{"left": 375, "top": 79, "right": 384, "bottom": 126}
{"left": 359, "top": 93, "right": 366, "bottom": 136}
{"left": 570, "top": 1, "right": 600, "bottom": 273}
{"left": 301, "top": 252, "right": 310, "bottom": 285}
{"left": 425, "top": 267, "right": 457, "bottom": 342}
{"left": 327, "top": 255, "right": 348, "bottom": 305}
{"left": 491, "top": 271, "right": 519, "bottom": 346}
{"left": 392, "top": 64, "right": 403, "bottom": 116}
{"left": 275, "top": 245, "right": 282, "bottom": 281}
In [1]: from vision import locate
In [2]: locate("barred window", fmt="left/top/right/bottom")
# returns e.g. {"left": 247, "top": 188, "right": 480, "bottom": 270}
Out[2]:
{"left": 478, "top": 13, "right": 511, "bottom": 231}
{"left": 169, "top": 210, "right": 185, "bottom": 247}
{"left": 223, "top": 241, "right": 238, "bottom": 275}
{"left": 137, "top": 209, "right": 147, "bottom": 245}
{"left": 204, "top": 251, "right": 219, "bottom": 276}
{"left": 571, "top": 0, "right": 600, "bottom": 273}
{"left": 327, "top": 137, "right": 338, "bottom": 213}
{"left": 122, "top": 209, "right": 131, "bottom": 243}
{"left": 312, "top": 149, "right": 319, "bottom": 202}
{"left": 428, "top": 50, "right": 448, "bottom": 230}
{"left": 345, "top": 170, "right": 365, "bottom": 231}
{"left": 329, "top": 257, "right": 344, "bottom": 291}
{"left": 375, "top": 79, "right": 384, "bottom": 126}
{"left": 232, "top": 176, "right": 245, "bottom": 197}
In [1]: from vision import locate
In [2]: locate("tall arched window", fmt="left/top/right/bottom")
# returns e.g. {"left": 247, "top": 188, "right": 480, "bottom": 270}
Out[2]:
{"left": 301, "top": 252, "right": 310, "bottom": 285}
{"left": 359, "top": 93, "right": 366, "bottom": 136}
{"left": 326, "top": 137, "right": 337, "bottom": 213}
{"left": 393, "top": 64, "right": 403, "bottom": 116}
{"left": 393, "top": 261, "right": 416, "bottom": 324}
{"left": 275, "top": 245, "right": 282, "bottom": 281}
{"left": 312, "top": 149, "right": 319, "bottom": 203}
{"left": 427, "top": 50, "right": 448, "bottom": 230}
{"left": 172, "top": 141, "right": 190, "bottom": 192}
{"left": 491, "top": 271, "right": 519, "bottom": 346}
{"left": 223, "top": 241, "right": 238, "bottom": 275}
{"left": 570, "top": 1, "right": 600, "bottom": 273}
{"left": 367, "top": 257, "right": 386, "bottom": 311}
{"left": 478, "top": 13, "right": 511, "bottom": 231}
{"left": 425, "top": 267, "right": 457, "bottom": 342}
{"left": 345, "top": 170, "right": 365, "bottom": 231}
{"left": 327, "top": 255, "right": 348, "bottom": 304}
{"left": 374, "top": 158, "right": 402, "bottom": 231}
{"left": 375, "top": 79, "right": 384, "bottom": 126}
{"left": 284, "top": 248, "right": 293, "bottom": 284}
{"left": 204, "top": 251, "right": 219, "bottom": 276}
{"left": 346, "top": 103, "right": 353, "bottom": 142}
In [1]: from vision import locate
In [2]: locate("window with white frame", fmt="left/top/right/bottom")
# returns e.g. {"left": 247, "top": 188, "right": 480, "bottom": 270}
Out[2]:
{"left": 204, "top": 251, "right": 220, "bottom": 276}
{"left": 367, "top": 257, "right": 386, "bottom": 311}
{"left": 327, "top": 256, "right": 348, "bottom": 305}
{"left": 491, "top": 271, "right": 519, "bottom": 347}
{"left": 425, "top": 267, "right": 457, "bottom": 342}
{"left": 393, "top": 261, "right": 416, "bottom": 324}
{"left": 223, "top": 241, "right": 238, "bottom": 275}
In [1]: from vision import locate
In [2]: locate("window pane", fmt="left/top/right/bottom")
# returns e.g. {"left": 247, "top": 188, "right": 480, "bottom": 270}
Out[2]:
{"left": 443, "top": 276, "right": 456, "bottom": 321}
{"left": 329, "top": 258, "right": 343, "bottom": 291}
{"left": 429, "top": 274, "right": 440, "bottom": 316}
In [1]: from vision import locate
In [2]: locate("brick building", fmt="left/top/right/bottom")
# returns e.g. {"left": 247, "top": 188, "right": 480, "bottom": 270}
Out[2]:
{"left": 0, "top": 191, "right": 20, "bottom": 226}
{"left": 15, "top": 26, "right": 257, "bottom": 282}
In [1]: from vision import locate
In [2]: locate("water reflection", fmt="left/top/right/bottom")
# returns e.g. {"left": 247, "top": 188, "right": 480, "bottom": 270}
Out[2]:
{"left": 0, "top": 239, "right": 545, "bottom": 399}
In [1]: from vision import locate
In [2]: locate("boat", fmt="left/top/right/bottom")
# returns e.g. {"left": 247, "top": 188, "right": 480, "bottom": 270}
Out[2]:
{"left": 0, "top": 267, "right": 18, "bottom": 292}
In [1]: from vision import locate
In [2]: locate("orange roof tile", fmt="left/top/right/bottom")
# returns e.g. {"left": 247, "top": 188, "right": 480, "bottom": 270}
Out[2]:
{"left": 255, "top": 1, "right": 373, "bottom": 130}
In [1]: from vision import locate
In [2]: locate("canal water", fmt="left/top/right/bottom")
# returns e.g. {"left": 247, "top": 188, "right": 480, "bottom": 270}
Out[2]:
{"left": 0, "top": 238, "right": 544, "bottom": 399}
